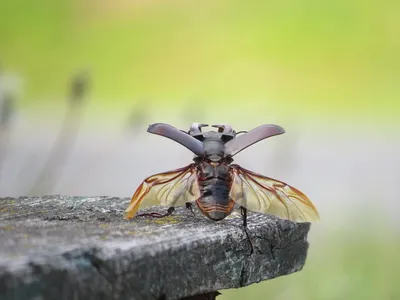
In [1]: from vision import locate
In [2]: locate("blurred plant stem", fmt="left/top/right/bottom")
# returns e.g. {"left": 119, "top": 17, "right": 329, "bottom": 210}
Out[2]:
{"left": 0, "top": 68, "right": 17, "bottom": 187}
{"left": 0, "top": 98, "right": 13, "bottom": 187}
{"left": 29, "top": 71, "right": 89, "bottom": 195}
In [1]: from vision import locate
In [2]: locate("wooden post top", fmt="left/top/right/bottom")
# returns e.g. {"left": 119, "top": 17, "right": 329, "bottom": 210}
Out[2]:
{"left": 0, "top": 196, "right": 311, "bottom": 300}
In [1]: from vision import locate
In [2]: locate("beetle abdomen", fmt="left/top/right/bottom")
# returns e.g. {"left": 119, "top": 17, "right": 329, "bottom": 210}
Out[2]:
{"left": 196, "top": 162, "right": 235, "bottom": 220}
{"left": 197, "top": 182, "right": 235, "bottom": 220}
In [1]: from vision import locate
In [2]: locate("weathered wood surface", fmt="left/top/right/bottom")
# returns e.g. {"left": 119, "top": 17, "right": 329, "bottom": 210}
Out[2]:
{"left": 0, "top": 196, "right": 311, "bottom": 300}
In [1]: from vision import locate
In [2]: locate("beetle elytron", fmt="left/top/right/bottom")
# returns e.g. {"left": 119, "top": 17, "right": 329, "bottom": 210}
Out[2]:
{"left": 125, "top": 123, "right": 319, "bottom": 227}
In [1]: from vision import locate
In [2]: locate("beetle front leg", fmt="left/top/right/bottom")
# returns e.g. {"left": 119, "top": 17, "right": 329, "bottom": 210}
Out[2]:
{"left": 136, "top": 207, "right": 175, "bottom": 218}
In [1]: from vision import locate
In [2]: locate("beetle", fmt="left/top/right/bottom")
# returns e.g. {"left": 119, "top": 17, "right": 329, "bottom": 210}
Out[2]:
{"left": 125, "top": 123, "right": 319, "bottom": 229}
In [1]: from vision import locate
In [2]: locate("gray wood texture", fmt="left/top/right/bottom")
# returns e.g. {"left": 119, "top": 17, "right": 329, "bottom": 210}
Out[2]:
{"left": 0, "top": 196, "right": 311, "bottom": 300}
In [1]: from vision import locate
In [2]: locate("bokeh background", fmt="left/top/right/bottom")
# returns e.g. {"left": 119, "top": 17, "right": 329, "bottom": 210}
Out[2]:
{"left": 1, "top": 0, "right": 399, "bottom": 299}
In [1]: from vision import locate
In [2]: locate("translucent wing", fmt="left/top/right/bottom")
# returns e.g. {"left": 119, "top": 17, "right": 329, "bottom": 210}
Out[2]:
{"left": 229, "top": 164, "right": 319, "bottom": 222}
{"left": 125, "top": 164, "right": 200, "bottom": 219}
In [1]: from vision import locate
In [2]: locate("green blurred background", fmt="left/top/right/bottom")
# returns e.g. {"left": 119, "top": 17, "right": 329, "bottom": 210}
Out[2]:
{"left": 1, "top": 0, "right": 399, "bottom": 299}
{"left": 1, "top": 0, "right": 399, "bottom": 124}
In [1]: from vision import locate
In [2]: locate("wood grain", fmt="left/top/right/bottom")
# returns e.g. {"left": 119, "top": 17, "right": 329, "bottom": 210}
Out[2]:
{"left": 0, "top": 196, "right": 311, "bottom": 300}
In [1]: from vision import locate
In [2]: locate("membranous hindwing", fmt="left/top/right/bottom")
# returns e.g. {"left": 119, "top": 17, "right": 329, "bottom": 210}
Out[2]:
{"left": 229, "top": 164, "right": 319, "bottom": 222}
{"left": 125, "top": 164, "right": 201, "bottom": 219}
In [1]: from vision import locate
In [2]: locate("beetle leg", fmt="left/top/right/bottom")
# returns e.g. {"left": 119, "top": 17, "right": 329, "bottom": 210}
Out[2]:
{"left": 136, "top": 207, "right": 175, "bottom": 218}
{"left": 185, "top": 202, "right": 196, "bottom": 216}
{"left": 240, "top": 206, "right": 254, "bottom": 256}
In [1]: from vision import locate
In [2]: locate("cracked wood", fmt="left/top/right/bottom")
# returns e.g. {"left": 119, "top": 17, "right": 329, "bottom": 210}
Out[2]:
{"left": 0, "top": 196, "right": 311, "bottom": 300}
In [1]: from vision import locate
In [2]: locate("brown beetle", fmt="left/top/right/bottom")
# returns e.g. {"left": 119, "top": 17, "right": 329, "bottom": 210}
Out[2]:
{"left": 125, "top": 123, "right": 319, "bottom": 228}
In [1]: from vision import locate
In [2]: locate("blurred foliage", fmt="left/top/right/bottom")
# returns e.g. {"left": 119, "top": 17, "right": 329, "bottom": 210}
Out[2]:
{"left": 0, "top": 0, "right": 399, "bottom": 123}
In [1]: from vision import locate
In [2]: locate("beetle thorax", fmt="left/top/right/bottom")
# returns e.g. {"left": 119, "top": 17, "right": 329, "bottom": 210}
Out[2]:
{"left": 202, "top": 134, "right": 225, "bottom": 162}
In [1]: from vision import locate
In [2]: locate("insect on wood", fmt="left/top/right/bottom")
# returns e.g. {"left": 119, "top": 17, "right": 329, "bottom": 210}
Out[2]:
{"left": 125, "top": 123, "right": 319, "bottom": 247}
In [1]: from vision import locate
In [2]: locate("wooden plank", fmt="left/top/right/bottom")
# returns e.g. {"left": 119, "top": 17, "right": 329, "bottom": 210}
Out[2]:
{"left": 0, "top": 196, "right": 311, "bottom": 300}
